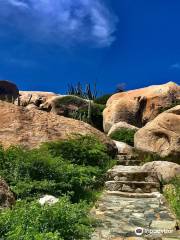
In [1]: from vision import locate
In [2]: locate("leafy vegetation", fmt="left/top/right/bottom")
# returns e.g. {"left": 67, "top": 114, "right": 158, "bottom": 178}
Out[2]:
{"left": 54, "top": 96, "right": 88, "bottom": 110}
{"left": 163, "top": 177, "right": 180, "bottom": 219}
{"left": 0, "top": 135, "right": 112, "bottom": 201}
{"left": 0, "top": 197, "right": 93, "bottom": 240}
{"left": 70, "top": 104, "right": 105, "bottom": 131}
{"left": 109, "top": 128, "right": 137, "bottom": 146}
{"left": 0, "top": 135, "right": 115, "bottom": 239}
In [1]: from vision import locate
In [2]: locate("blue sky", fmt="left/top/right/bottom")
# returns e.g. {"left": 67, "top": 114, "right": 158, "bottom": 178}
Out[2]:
{"left": 0, "top": 0, "right": 180, "bottom": 94}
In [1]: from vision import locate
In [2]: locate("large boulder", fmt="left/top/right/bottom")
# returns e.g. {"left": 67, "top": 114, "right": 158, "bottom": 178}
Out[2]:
{"left": 103, "top": 82, "right": 180, "bottom": 133}
{"left": 0, "top": 80, "right": 19, "bottom": 102}
{"left": 0, "top": 101, "right": 116, "bottom": 156}
{"left": 0, "top": 178, "right": 15, "bottom": 208}
{"left": 134, "top": 105, "right": 180, "bottom": 158}
{"left": 18, "top": 91, "right": 58, "bottom": 107}
{"left": 142, "top": 161, "right": 180, "bottom": 183}
{"left": 108, "top": 121, "right": 139, "bottom": 136}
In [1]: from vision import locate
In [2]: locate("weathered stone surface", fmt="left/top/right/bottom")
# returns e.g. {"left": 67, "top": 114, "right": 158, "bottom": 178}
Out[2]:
{"left": 134, "top": 106, "right": 180, "bottom": 157}
{"left": 113, "top": 141, "right": 134, "bottom": 155}
{"left": 91, "top": 192, "right": 177, "bottom": 239}
{"left": 40, "top": 95, "right": 88, "bottom": 116}
{"left": 142, "top": 161, "right": 180, "bottom": 183}
{"left": 0, "top": 80, "right": 19, "bottom": 102}
{"left": 108, "top": 122, "right": 139, "bottom": 136}
{"left": 18, "top": 91, "right": 58, "bottom": 107}
{"left": 0, "top": 177, "right": 15, "bottom": 208}
{"left": 103, "top": 82, "right": 180, "bottom": 133}
{"left": 0, "top": 101, "right": 116, "bottom": 155}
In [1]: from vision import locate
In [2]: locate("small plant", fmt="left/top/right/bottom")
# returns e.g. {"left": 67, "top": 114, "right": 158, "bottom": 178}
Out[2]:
{"left": 109, "top": 128, "right": 137, "bottom": 146}
{"left": 163, "top": 177, "right": 180, "bottom": 219}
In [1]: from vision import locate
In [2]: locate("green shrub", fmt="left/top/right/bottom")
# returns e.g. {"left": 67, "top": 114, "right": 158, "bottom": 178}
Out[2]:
{"left": 0, "top": 197, "right": 93, "bottom": 240}
{"left": 109, "top": 128, "right": 137, "bottom": 146}
{"left": 54, "top": 96, "right": 88, "bottom": 109}
{"left": 163, "top": 177, "right": 180, "bottom": 219}
{"left": 94, "top": 94, "right": 112, "bottom": 105}
{"left": 72, "top": 104, "right": 105, "bottom": 131}
{"left": 0, "top": 135, "right": 113, "bottom": 202}
{"left": 43, "top": 135, "right": 110, "bottom": 168}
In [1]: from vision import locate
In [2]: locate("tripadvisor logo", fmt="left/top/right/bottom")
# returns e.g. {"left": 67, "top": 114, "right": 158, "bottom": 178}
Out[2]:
{"left": 135, "top": 227, "right": 144, "bottom": 236}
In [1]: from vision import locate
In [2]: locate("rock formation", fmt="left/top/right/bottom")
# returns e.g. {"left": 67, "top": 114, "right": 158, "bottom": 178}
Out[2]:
{"left": 0, "top": 101, "right": 116, "bottom": 156}
{"left": 18, "top": 91, "right": 58, "bottom": 107}
{"left": 0, "top": 178, "right": 15, "bottom": 208}
{"left": 0, "top": 80, "right": 19, "bottom": 102}
{"left": 134, "top": 105, "right": 180, "bottom": 158}
{"left": 103, "top": 82, "right": 180, "bottom": 133}
{"left": 142, "top": 161, "right": 180, "bottom": 183}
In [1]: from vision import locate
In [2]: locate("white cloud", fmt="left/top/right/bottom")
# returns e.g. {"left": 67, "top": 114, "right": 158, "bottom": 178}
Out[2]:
{"left": 170, "top": 63, "right": 180, "bottom": 70}
{"left": 1, "top": 0, "right": 118, "bottom": 47}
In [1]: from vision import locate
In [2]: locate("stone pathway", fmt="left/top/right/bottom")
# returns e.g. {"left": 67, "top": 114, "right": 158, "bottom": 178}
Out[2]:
{"left": 91, "top": 154, "right": 179, "bottom": 240}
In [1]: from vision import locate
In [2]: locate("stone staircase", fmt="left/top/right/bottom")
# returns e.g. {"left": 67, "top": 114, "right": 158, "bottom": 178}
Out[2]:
{"left": 91, "top": 153, "right": 179, "bottom": 240}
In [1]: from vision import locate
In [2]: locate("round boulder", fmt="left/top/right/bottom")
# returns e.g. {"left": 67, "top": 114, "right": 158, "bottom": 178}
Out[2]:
{"left": 0, "top": 80, "right": 19, "bottom": 102}
{"left": 142, "top": 161, "right": 180, "bottom": 183}
{"left": 134, "top": 105, "right": 180, "bottom": 157}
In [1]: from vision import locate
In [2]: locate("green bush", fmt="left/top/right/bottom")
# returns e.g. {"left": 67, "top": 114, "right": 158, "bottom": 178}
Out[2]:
{"left": 0, "top": 197, "right": 93, "bottom": 240}
{"left": 43, "top": 135, "right": 110, "bottom": 168}
{"left": 163, "top": 177, "right": 180, "bottom": 219}
{"left": 94, "top": 94, "right": 112, "bottom": 105}
{"left": 54, "top": 96, "right": 88, "bottom": 109}
{"left": 0, "top": 135, "right": 113, "bottom": 202}
{"left": 109, "top": 128, "right": 137, "bottom": 146}
{"left": 72, "top": 104, "right": 105, "bottom": 131}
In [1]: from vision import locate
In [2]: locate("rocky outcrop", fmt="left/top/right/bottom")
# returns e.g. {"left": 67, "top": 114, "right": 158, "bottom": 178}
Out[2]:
{"left": 103, "top": 82, "right": 180, "bottom": 133}
{"left": 108, "top": 121, "right": 139, "bottom": 136}
{"left": 113, "top": 140, "right": 134, "bottom": 155}
{"left": 0, "top": 178, "right": 15, "bottom": 208}
{"left": 18, "top": 91, "right": 58, "bottom": 107}
{"left": 40, "top": 95, "right": 89, "bottom": 116}
{"left": 134, "top": 105, "right": 180, "bottom": 158}
{"left": 0, "top": 80, "right": 19, "bottom": 102}
{"left": 142, "top": 161, "right": 180, "bottom": 183}
{"left": 0, "top": 101, "right": 116, "bottom": 156}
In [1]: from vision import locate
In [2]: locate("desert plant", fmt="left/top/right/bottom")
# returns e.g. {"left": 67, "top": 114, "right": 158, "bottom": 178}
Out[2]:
{"left": 109, "top": 128, "right": 137, "bottom": 146}
{"left": 67, "top": 82, "right": 98, "bottom": 100}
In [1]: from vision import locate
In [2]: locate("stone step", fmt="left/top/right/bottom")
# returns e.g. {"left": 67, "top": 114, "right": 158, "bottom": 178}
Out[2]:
{"left": 105, "top": 180, "right": 160, "bottom": 193}
{"left": 106, "top": 190, "right": 161, "bottom": 198}
{"left": 117, "top": 154, "right": 136, "bottom": 160}
{"left": 107, "top": 165, "right": 159, "bottom": 182}
{"left": 117, "top": 159, "right": 142, "bottom": 166}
